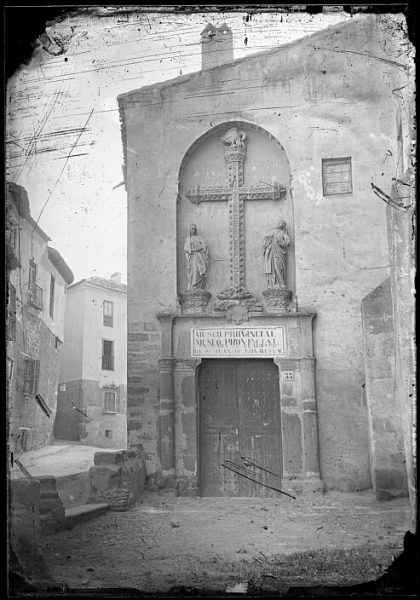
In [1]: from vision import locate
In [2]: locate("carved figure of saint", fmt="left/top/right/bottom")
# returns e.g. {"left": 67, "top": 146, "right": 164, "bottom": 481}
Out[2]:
{"left": 263, "top": 220, "right": 290, "bottom": 289}
{"left": 184, "top": 224, "right": 209, "bottom": 290}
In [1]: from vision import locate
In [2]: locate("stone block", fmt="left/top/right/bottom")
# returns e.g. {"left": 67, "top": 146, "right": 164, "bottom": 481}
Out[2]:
{"left": 89, "top": 449, "right": 146, "bottom": 511}
{"left": 374, "top": 468, "right": 408, "bottom": 500}
{"left": 9, "top": 478, "right": 54, "bottom": 587}
{"left": 38, "top": 475, "right": 66, "bottom": 535}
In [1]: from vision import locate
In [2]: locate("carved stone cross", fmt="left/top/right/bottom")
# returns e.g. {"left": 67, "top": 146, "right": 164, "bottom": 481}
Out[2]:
{"left": 186, "top": 128, "right": 286, "bottom": 299}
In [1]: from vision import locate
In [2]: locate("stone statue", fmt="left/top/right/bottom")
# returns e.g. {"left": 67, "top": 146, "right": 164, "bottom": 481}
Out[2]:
{"left": 220, "top": 128, "right": 246, "bottom": 148}
{"left": 263, "top": 220, "right": 290, "bottom": 289}
{"left": 184, "top": 224, "right": 209, "bottom": 290}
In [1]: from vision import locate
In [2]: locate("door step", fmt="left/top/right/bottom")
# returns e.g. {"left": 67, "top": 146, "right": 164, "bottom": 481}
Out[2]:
{"left": 64, "top": 503, "right": 109, "bottom": 530}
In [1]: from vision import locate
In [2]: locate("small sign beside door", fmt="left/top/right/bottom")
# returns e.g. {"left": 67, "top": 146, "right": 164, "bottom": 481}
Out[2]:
{"left": 282, "top": 371, "right": 294, "bottom": 381}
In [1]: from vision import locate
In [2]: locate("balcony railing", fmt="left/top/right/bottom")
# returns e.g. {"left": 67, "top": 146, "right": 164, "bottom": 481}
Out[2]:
{"left": 28, "top": 284, "right": 43, "bottom": 310}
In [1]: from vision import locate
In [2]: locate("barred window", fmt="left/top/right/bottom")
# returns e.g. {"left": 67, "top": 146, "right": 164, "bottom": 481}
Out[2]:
{"left": 102, "top": 339, "right": 114, "bottom": 371}
{"left": 103, "top": 300, "right": 114, "bottom": 327}
{"left": 322, "top": 157, "right": 352, "bottom": 195}
{"left": 103, "top": 388, "right": 120, "bottom": 413}
{"left": 24, "top": 358, "right": 40, "bottom": 395}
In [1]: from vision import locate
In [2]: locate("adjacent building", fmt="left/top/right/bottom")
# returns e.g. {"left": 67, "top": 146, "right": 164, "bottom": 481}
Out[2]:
{"left": 117, "top": 15, "right": 415, "bottom": 503}
{"left": 54, "top": 274, "right": 127, "bottom": 449}
{"left": 6, "top": 182, "right": 74, "bottom": 454}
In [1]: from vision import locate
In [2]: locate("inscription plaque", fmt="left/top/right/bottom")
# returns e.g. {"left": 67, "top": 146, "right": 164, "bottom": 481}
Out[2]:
{"left": 191, "top": 327, "right": 286, "bottom": 358}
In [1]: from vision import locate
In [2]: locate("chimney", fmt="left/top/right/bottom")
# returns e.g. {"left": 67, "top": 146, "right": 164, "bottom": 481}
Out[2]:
{"left": 201, "top": 23, "right": 233, "bottom": 70}
{"left": 110, "top": 272, "right": 121, "bottom": 284}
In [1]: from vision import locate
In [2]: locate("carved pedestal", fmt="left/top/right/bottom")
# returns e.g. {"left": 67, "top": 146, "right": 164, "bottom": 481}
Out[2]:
{"left": 263, "top": 288, "right": 292, "bottom": 313}
{"left": 179, "top": 290, "right": 211, "bottom": 314}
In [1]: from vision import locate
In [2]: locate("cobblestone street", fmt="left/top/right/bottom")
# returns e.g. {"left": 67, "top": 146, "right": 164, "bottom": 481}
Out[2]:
{"left": 39, "top": 490, "right": 411, "bottom": 594}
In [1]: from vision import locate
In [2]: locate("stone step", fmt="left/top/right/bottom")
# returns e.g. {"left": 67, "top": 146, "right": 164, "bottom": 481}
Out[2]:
{"left": 64, "top": 503, "right": 109, "bottom": 530}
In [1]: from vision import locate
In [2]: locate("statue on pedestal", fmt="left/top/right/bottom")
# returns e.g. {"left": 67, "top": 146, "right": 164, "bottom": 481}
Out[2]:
{"left": 184, "top": 224, "right": 209, "bottom": 290}
{"left": 263, "top": 220, "right": 290, "bottom": 289}
{"left": 262, "top": 220, "right": 292, "bottom": 312}
{"left": 180, "top": 224, "right": 210, "bottom": 313}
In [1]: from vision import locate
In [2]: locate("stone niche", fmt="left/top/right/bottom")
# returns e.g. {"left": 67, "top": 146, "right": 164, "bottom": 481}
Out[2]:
{"left": 176, "top": 121, "right": 296, "bottom": 315}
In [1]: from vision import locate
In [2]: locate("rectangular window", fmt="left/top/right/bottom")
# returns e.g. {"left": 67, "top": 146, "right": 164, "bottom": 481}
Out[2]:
{"left": 322, "top": 157, "right": 352, "bottom": 195}
{"left": 24, "top": 358, "right": 40, "bottom": 395}
{"left": 102, "top": 340, "right": 114, "bottom": 371}
{"left": 49, "top": 275, "right": 55, "bottom": 318}
{"left": 29, "top": 260, "right": 37, "bottom": 289}
{"left": 7, "top": 283, "right": 16, "bottom": 341}
{"left": 28, "top": 260, "right": 43, "bottom": 309}
{"left": 103, "top": 389, "right": 120, "bottom": 413}
{"left": 103, "top": 300, "right": 114, "bottom": 327}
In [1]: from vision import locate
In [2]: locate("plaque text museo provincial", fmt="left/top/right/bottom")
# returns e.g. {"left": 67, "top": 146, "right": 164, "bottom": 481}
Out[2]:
{"left": 191, "top": 327, "right": 286, "bottom": 357}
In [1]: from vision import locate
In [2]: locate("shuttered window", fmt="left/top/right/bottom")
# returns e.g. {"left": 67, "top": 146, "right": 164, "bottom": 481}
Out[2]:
{"left": 49, "top": 275, "right": 55, "bottom": 318}
{"left": 7, "top": 283, "right": 16, "bottom": 340}
{"left": 24, "top": 358, "right": 40, "bottom": 395}
{"left": 102, "top": 340, "right": 114, "bottom": 371}
{"left": 103, "top": 300, "right": 113, "bottom": 327}
{"left": 103, "top": 389, "right": 120, "bottom": 413}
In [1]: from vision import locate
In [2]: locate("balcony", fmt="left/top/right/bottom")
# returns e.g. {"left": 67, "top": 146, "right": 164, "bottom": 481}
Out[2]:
{"left": 28, "top": 284, "right": 43, "bottom": 311}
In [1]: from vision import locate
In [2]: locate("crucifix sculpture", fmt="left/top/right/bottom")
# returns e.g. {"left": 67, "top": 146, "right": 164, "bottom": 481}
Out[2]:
{"left": 186, "top": 128, "right": 287, "bottom": 300}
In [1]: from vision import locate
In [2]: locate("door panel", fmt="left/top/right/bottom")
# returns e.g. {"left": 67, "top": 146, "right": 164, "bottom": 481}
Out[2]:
{"left": 199, "top": 359, "right": 281, "bottom": 497}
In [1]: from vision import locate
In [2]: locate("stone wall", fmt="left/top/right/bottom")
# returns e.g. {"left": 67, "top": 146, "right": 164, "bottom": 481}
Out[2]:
{"left": 9, "top": 310, "right": 61, "bottom": 454}
{"left": 54, "top": 379, "right": 127, "bottom": 448}
{"left": 386, "top": 171, "right": 416, "bottom": 516}
{"left": 361, "top": 278, "right": 408, "bottom": 500}
{"left": 89, "top": 449, "right": 146, "bottom": 510}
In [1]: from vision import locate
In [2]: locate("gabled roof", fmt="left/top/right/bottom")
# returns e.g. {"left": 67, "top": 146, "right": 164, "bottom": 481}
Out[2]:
{"left": 68, "top": 276, "right": 127, "bottom": 294}
{"left": 48, "top": 247, "right": 74, "bottom": 285}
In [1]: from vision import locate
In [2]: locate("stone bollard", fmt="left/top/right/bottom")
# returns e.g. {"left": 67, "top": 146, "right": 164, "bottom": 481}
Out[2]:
{"left": 38, "top": 476, "right": 66, "bottom": 535}
{"left": 89, "top": 449, "right": 146, "bottom": 511}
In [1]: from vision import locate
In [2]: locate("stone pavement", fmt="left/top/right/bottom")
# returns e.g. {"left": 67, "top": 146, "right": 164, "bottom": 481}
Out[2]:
{"left": 39, "top": 490, "right": 412, "bottom": 593}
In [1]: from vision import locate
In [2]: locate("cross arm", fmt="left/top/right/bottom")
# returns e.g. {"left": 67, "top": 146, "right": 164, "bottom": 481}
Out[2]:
{"left": 186, "top": 185, "right": 231, "bottom": 205}
{"left": 238, "top": 183, "right": 287, "bottom": 201}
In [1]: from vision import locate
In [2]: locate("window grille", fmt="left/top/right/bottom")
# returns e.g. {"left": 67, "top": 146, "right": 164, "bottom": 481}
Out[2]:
{"left": 322, "top": 157, "right": 352, "bottom": 195}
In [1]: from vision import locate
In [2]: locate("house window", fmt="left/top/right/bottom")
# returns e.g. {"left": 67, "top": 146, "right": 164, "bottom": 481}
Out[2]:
{"left": 24, "top": 358, "right": 40, "bottom": 395}
{"left": 103, "top": 300, "right": 114, "bottom": 327}
{"left": 29, "top": 260, "right": 37, "bottom": 289}
{"left": 102, "top": 340, "right": 114, "bottom": 371}
{"left": 28, "top": 260, "right": 43, "bottom": 309}
{"left": 49, "top": 275, "right": 55, "bottom": 318}
{"left": 103, "top": 388, "right": 120, "bottom": 413}
{"left": 7, "top": 283, "right": 16, "bottom": 341}
{"left": 322, "top": 157, "right": 352, "bottom": 195}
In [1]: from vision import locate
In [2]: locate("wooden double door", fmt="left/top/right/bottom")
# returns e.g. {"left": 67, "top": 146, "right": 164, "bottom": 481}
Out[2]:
{"left": 198, "top": 359, "right": 282, "bottom": 497}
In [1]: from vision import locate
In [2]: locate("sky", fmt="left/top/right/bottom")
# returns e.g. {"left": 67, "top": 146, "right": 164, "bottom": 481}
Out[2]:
{"left": 6, "top": 8, "right": 352, "bottom": 284}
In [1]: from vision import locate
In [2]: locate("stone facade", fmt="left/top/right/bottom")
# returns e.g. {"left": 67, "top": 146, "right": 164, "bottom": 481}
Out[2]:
{"left": 118, "top": 16, "right": 414, "bottom": 496}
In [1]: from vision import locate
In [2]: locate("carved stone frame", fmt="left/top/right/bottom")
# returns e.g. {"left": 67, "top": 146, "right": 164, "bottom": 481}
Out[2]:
{"left": 157, "top": 313, "right": 323, "bottom": 496}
